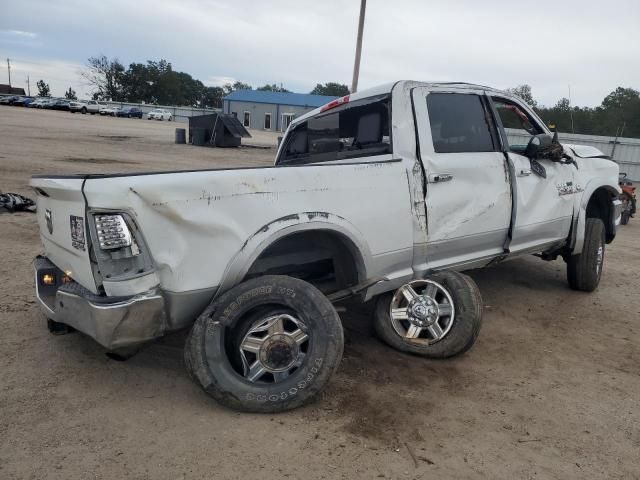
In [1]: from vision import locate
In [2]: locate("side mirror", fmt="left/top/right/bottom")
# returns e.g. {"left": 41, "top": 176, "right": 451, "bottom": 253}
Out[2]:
{"left": 524, "top": 133, "right": 553, "bottom": 159}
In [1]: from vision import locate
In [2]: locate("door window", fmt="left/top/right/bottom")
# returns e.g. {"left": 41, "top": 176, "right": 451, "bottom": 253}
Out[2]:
{"left": 426, "top": 93, "right": 496, "bottom": 153}
{"left": 264, "top": 113, "right": 271, "bottom": 130}
{"left": 491, "top": 98, "right": 543, "bottom": 154}
{"left": 243, "top": 112, "right": 251, "bottom": 128}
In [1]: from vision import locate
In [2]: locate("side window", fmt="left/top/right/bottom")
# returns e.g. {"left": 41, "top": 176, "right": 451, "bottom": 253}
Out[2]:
{"left": 426, "top": 93, "right": 496, "bottom": 153}
{"left": 277, "top": 96, "right": 391, "bottom": 165}
{"left": 492, "top": 97, "right": 543, "bottom": 154}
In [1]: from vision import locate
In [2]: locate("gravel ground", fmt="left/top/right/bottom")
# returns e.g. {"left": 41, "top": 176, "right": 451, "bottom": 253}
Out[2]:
{"left": 1, "top": 107, "right": 638, "bottom": 479}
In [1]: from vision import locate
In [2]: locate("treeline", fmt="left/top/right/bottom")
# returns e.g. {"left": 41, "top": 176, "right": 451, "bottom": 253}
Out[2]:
{"left": 508, "top": 84, "right": 640, "bottom": 138}
{"left": 77, "top": 55, "right": 638, "bottom": 137}
{"left": 80, "top": 55, "right": 350, "bottom": 109}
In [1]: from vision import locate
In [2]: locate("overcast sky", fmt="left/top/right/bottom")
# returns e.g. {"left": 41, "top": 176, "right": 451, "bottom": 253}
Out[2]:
{"left": 1, "top": 0, "right": 638, "bottom": 106}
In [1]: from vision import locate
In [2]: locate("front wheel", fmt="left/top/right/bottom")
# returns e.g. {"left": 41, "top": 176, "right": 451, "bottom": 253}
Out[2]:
{"left": 567, "top": 217, "right": 605, "bottom": 292}
{"left": 374, "top": 272, "right": 482, "bottom": 358}
{"left": 185, "top": 275, "right": 344, "bottom": 413}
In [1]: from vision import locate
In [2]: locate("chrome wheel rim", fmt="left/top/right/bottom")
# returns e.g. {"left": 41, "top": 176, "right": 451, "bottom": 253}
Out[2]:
{"left": 390, "top": 280, "right": 455, "bottom": 344}
{"left": 239, "top": 313, "right": 309, "bottom": 383}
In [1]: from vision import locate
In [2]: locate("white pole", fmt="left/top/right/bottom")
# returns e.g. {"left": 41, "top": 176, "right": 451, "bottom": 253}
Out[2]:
{"left": 351, "top": 0, "right": 367, "bottom": 93}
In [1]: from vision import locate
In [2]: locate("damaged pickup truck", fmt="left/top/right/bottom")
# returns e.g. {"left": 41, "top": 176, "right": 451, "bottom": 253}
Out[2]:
{"left": 31, "top": 81, "right": 622, "bottom": 412}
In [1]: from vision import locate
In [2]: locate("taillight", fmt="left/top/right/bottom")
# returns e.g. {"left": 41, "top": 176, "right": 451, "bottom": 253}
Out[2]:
{"left": 94, "top": 214, "right": 133, "bottom": 250}
{"left": 320, "top": 95, "right": 350, "bottom": 112}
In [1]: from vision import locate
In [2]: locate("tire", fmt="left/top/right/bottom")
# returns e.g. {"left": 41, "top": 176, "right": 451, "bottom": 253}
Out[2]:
{"left": 567, "top": 218, "right": 605, "bottom": 292}
{"left": 373, "top": 272, "right": 482, "bottom": 358}
{"left": 621, "top": 210, "right": 630, "bottom": 225}
{"left": 81, "top": 107, "right": 87, "bottom": 114}
{"left": 185, "top": 275, "right": 344, "bottom": 413}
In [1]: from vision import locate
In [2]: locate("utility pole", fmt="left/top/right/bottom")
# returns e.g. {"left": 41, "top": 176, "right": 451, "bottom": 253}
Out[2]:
{"left": 568, "top": 84, "right": 575, "bottom": 134}
{"left": 27, "top": 75, "right": 30, "bottom": 96}
{"left": 351, "top": 0, "right": 366, "bottom": 93}
{"left": 7, "top": 58, "right": 11, "bottom": 87}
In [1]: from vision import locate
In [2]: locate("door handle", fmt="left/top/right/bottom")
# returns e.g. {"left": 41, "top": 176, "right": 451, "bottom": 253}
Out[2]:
{"left": 429, "top": 173, "right": 454, "bottom": 183}
{"left": 517, "top": 168, "right": 532, "bottom": 177}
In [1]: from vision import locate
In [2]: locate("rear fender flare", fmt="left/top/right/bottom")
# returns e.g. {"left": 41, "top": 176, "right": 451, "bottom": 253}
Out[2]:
{"left": 217, "top": 213, "right": 372, "bottom": 296}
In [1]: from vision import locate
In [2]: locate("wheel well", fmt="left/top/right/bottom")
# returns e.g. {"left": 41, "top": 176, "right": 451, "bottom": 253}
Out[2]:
{"left": 586, "top": 187, "right": 615, "bottom": 243}
{"left": 244, "top": 230, "right": 363, "bottom": 294}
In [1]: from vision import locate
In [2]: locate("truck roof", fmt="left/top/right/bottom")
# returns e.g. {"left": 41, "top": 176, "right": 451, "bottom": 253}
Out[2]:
{"left": 291, "top": 80, "right": 511, "bottom": 127}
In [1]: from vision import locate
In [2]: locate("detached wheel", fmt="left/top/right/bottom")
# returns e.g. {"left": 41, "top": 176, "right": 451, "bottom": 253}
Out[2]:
{"left": 373, "top": 272, "right": 482, "bottom": 358}
{"left": 567, "top": 218, "right": 605, "bottom": 292}
{"left": 185, "top": 275, "right": 343, "bottom": 413}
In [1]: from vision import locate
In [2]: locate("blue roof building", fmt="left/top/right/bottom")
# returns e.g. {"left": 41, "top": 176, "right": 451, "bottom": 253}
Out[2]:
{"left": 222, "top": 90, "right": 337, "bottom": 132}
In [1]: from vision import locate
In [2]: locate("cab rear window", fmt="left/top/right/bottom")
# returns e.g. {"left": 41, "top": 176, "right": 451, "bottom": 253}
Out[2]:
{"left": 277, "top": 95, "right": 391, "bottom": 166}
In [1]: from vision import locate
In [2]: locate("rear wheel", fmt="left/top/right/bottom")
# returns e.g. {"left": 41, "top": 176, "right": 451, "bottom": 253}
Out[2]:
{"left": 567, "top": 218, "right": 605, "bottom": 292}
{"left": 185, "top": 275, "right": 343, "bottom": 413}
{"left": 373, "top": 272, "right": 482, "bottom": 358}
{"left": 81, "top": 107, "right": 87, "bottom": 114}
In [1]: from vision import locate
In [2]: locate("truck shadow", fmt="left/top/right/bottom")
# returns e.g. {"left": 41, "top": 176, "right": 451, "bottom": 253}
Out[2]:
{"left": 60, "top": 255, "right": 573, "bottom": 443}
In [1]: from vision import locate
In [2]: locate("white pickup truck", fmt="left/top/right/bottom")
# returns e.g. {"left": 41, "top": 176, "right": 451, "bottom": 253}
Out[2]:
{"left": 69, "top": 99, "right": 103, "bottom": 114}
{"left": 31, "top": 81, "right": 621, "bottom": 412}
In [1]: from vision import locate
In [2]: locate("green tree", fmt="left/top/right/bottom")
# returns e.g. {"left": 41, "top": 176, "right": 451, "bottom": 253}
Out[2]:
{"left": 223, "top": 81, "right": 252, "bottom": 94}
{"left": 257, "top": 83, "right": 290, "bottom": 92}
{"left": 601, "top": 87, "right": 640, "bottom": 110}
{"left": 554, "top": 97, "right": 571, "bottom": 111}
{"left": 81, "top": 55, "right": 126, "bottom": 101}
{"left": 202, "top": 86, "right": 225, "bottom": 108}
{"left": 36, "top": 80, "right": 50, "bottom": 97}
{"left": 506, "top": 84, "right": 538, "bottom": 109}
{"left": 64, "top": 87, "right": 77, "bottom": 100}
{"left": 310, "top": 82, "right": 350, "bottom": 96}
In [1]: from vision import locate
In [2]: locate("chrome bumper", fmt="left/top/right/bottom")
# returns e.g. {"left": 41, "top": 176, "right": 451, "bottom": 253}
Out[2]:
{"left": 34, "top": 256, "right": 166, "bottom": 350}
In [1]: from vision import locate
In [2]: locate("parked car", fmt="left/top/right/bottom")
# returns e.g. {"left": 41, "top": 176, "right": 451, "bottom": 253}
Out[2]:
{"left": 0, "top": 95, "right": 19, "bottom": 105}
{"left": 117, "top": 106, "right": 143, "bottom": 118}
{"left": 70, "top": 99, "right": 103, "bottom": 114}
{"left": 12, "top": 97, "right": 36, "bottom": 107}
{"left": 27, "top": 98, "right": 50, "bottom": 108}
{"left": 147, "top": 108, "right": 172, "bottom": 121}
{"left": 50, "top": 99, "right": 71, "bottom": 111}
{"left": 99, "top": 106, "right": 120, "bottom": 116}
{"left": 30, "top": 81, "right": 622, "bottom": 413}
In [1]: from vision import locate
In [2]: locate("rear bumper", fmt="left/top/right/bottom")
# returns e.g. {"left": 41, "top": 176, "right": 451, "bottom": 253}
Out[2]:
{"left": 34, "top": 256, "right": 166, "bottom": 350}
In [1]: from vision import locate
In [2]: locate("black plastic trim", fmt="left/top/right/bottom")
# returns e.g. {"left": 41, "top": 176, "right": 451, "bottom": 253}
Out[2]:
{"left": 31, "top": 158, "right": 403, "bottom": 180}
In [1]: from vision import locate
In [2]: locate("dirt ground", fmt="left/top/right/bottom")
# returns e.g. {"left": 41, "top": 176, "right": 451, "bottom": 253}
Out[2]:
{"left": 1, "top": 107, "right": 638, "bottom": 480}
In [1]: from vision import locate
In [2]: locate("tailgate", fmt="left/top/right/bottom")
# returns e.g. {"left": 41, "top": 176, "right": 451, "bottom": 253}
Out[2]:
{"left": 30, "top": 176, "right": 98, "bottom": 293}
